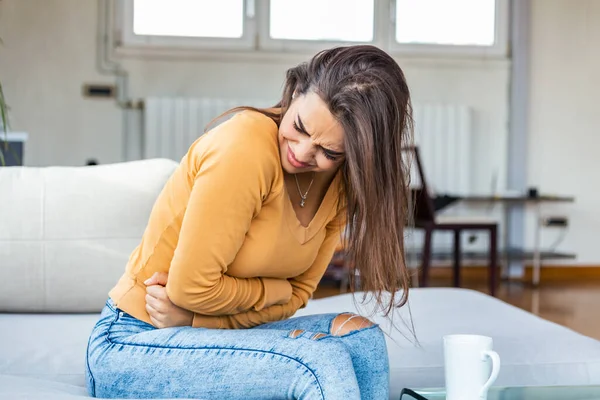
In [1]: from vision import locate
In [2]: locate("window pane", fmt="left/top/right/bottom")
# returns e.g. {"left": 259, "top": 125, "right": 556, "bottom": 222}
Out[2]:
{"left": 396, "top": 0, "right": 495, "bottom": 46}
{"left": 270, "top": 0, "right": 374, "bottom": 42}
{"left": 133, "top": 0, "right": 244, "bottom": 38}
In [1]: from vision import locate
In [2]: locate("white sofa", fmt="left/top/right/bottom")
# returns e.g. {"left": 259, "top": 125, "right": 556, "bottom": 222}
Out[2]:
{"left": 1, "top": 159, "right": 600, "bottom": 400}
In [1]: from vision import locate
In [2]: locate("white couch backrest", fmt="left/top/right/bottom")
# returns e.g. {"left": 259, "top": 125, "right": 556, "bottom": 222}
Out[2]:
{"left": 0, "top": 159, "right": 178, "bottom": 312}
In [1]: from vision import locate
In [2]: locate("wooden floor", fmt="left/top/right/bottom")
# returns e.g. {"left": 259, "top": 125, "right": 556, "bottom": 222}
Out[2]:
{"left": 315, "top": 278, "right": 600, "bottom": 341}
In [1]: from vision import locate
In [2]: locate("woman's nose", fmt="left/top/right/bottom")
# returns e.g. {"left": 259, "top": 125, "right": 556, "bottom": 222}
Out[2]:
{"left": 295, "top": 138, "right": 316, "bottom": 162}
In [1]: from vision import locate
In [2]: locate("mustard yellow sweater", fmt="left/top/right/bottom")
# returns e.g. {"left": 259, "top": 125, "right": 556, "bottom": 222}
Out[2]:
{"left": 109, "top": 110, "right": 345, "bottom": 329}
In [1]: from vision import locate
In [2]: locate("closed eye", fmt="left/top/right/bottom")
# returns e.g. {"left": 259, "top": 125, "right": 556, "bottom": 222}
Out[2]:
{"left": 294, "top": 115, "right": 311, "bottom": 136}
{"left": 322, "top": 149, "right": 338, "bottom": 161}
{"left": 294, "top": 115, "right": 344, "bottom": 161}
{"left": 322, "top": 147, "right": 344, "bottom": 161}
{"left": 293, "top": 120, "right": 308, "bottom": 136}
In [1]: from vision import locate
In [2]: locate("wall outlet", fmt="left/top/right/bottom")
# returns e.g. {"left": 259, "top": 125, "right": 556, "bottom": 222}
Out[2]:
{"left": 82, "top": 84, "right": 115, "bottom": 99}
{"left": 542, "top": 216, "right": 568, "bottom": 227}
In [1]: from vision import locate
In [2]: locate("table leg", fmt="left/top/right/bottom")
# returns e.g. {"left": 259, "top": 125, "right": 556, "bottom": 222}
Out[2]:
{"left": 533, "top": 202, "right": 542, "bottom": 286}
{"left": 490, "top": 225, "right": 498, "bottom": 296}
{"left": 501, "top": 203, "right": 510, "bottom": 279}
{"left": 453, "top": 229, "right": 461, "bottom": 287}
{"left": 420, "top": 226, "right": 433, "bottom": 287}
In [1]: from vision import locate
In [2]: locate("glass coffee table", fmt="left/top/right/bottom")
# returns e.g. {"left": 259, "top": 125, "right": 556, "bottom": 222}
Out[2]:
{"left": 400, "top": 385, "right": 600, "bottom": 399}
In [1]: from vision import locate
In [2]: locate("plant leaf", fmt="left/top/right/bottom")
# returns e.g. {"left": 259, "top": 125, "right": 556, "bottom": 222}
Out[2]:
{"left": 1, "top": 32, "right": 9, "bottom": 166}
{"left": 0, "top": 80, "right": 9, "bottom": 158}
{"left": 0, "top": 144, "right": 5, "bottom": 167}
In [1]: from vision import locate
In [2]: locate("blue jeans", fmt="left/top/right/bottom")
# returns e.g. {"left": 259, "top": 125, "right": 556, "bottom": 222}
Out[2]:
{"left": 86, "top": 298, "right": 389, "bottom": 399}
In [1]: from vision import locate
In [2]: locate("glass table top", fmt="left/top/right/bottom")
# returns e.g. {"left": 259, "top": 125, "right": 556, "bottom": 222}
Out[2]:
{"left": 399, "top": 385, "right": 600, "bottom": 400}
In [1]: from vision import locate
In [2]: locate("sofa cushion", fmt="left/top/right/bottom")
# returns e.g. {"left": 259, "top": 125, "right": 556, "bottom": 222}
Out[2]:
{"left": 295, "top": 289, "right": 600, "bottom": 394}
{"left": 0, "top": 159, "right": 178, "bottom": 312}
{"left": 1, "top": 288, "right": 599, "bottom": 399}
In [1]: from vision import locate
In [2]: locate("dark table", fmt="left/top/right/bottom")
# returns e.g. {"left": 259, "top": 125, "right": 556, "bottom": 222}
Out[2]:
{"left": 433, "top": 193, "right": 575, "bottom": 285}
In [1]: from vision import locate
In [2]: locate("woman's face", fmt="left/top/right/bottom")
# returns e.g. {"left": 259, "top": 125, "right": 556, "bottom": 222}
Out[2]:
{"left": 279, "top": 91, "right": 346, "bottom": 175}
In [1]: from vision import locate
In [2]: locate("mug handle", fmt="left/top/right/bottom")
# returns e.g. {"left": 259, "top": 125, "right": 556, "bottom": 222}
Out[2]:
{"left": 479, "top": 350, "right": 501, "bottom": 397}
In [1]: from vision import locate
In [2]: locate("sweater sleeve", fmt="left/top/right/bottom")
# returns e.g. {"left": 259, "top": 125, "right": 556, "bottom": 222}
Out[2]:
{"left": 191, "top": 219, "right": 344, "bottom": 329}
{"left": 165, "top": 113, "right": 293, "bottom": 316}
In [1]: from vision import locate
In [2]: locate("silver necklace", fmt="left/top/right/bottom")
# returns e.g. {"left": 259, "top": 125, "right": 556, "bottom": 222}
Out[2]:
{"left": 294, "top": 173, "right": 315, "bottom": 208}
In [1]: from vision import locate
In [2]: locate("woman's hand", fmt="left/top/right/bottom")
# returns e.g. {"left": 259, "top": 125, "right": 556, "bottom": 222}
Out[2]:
{"left": 144, "top": 272, "right": 194, "bottom": 328}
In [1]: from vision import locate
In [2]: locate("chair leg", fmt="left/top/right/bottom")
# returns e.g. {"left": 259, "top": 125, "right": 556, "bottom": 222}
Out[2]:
{"left": 420, "top": 226, "right": 433, "bottom": 287}
{"left": 489, "top": 225, "right": 498, "bottom": 296}
{"left": 453, "top": 230, "right": 461, "bottom": 287}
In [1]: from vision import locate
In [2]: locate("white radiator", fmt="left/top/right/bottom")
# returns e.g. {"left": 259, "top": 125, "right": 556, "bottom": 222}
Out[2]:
{"left": 143, "top": 97, "right": 275, "bottom": 161}
{"left": 412, "top": 103, "right": 473, "bottom": 195}
{"left": 142, "top": 98, "right": 473, "bottom": 194}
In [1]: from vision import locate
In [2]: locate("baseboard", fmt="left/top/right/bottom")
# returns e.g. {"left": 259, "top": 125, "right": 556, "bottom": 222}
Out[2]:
{"left": 428, "top": 265, "right": 600, "bottom": 283}
{"left": 520, "top": 265, "right": 600, "bottom": 282}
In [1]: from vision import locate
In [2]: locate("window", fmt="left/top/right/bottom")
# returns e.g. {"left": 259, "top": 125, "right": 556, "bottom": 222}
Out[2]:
{"left": 269, "top": 0, "right": 374, "bottom": 42}
{"left": 391, "top": 0, "right": 508, "bottom": 56}
{"left": 120, "top": 0, "right": 254, "bottom": 50}
{"left": 118, "top": 0, "right": 508, "bottom": 57}
{"left": 133, "top": 0, "right": 244, "bottom": 39}
{"left": 395, "top": 0, "right": 495, "bottom": 46}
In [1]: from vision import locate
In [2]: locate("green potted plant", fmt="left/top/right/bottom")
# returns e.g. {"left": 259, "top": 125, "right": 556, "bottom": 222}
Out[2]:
{"left": 0, "top": 29, "right": 7, "bottom": 165}
{"left": 0, "top": 30, "right": 15, "bottom": 166}
{"left": 0, "top": 78, "right": 8, "bottom": 166}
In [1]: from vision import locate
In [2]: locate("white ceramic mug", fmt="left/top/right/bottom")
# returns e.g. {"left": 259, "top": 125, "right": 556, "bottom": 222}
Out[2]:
{"left": 443, "top": 334, "right": 501, "bottom": 400}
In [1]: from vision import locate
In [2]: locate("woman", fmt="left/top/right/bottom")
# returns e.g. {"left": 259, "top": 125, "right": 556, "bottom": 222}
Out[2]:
{"left": 86, "top": 45, "right": 412, "bottom": 400}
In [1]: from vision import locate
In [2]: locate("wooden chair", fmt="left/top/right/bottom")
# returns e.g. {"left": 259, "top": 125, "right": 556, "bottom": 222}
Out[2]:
{"left": 405, "top": 146, "right": 499, "bottom": 296}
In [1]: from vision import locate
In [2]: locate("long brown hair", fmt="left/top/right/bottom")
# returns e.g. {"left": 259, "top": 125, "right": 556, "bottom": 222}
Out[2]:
{"left": 215, "top": 45, "right": 413, "bottom": 318}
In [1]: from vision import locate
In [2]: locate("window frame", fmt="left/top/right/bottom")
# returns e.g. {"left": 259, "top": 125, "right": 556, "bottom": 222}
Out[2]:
{"left": 257, "top": 0, "right": 381, "bottom": 53}
{"left": 388, "top": 0, "right": 510, "bottom": 57}
{"left": 119, "top": 0, "right": 257, "bottom": 51}
{"left": 116, "top": 0, "right": 509, "bottom": 59}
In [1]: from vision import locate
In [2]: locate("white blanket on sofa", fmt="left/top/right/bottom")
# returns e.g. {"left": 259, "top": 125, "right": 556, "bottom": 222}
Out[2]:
{"left": 2, "top": 288, "right": 600, "bottom": 400}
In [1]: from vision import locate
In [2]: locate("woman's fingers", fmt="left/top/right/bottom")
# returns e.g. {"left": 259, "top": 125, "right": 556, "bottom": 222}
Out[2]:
{"left": 146, "top": 302, "right": 156, "bottom": 317}
{"left": 145, "top": 294, "right": 160, "bottom": 312}
{"left": 146, "top": 284, "right": 166, "bottom": 300}
{"left": 144, "top": 272, "right": 169, "bottom": 286}
{"left": 144, "top": 272, "right": 158, "bottom": 286}
{"left": 148, "top": 313, "right": 162, "bottom": 328}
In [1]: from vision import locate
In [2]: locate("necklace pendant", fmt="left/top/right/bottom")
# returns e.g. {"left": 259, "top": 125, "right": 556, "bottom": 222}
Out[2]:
{"left": 294, "top": 172, "right": 315, "bottom": 210}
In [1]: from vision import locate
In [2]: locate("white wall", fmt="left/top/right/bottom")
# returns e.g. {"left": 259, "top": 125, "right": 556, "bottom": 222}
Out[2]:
{"left": 527, "top": 0, "right": 600, "bottom": 264}
{"left": 3, "top": 0, "right": 597, "bottom": 265}
{"left": 0, "top": 0, "right": 122, "bottom": 166}
{"left": 0, "top": 0, "right": 510, "bottom": 194}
